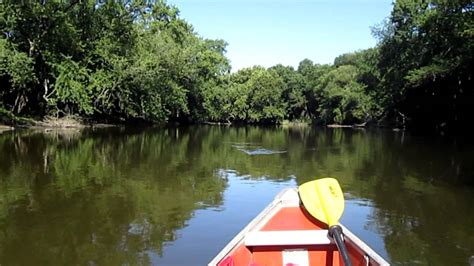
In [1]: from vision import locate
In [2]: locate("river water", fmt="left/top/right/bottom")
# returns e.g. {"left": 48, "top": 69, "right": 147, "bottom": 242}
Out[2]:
{"left": 0, "top": 126, "right": 473, "bottom": 265}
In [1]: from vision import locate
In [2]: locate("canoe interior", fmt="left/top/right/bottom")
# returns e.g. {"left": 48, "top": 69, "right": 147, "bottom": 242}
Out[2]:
{"left": 218, "top": 206, "right": 371, "bottom": 266}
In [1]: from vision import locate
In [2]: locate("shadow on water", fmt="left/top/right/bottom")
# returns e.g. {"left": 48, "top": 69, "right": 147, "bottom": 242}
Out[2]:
{"left": 0, "top": 126, "right": 473, "bottom": 265}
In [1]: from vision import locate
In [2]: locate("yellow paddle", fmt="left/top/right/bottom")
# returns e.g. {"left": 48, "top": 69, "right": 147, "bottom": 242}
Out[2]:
{"left": 299, "top": 178, "right": 353, "bottom": 266}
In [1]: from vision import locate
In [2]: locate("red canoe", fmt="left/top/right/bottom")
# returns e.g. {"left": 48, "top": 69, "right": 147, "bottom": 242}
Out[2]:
{"left": 209, "top": 188, "right": 389, "bottom": 266}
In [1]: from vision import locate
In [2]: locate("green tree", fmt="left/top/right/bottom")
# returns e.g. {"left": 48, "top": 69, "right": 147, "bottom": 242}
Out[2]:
{"left": 317, "top": 65, "right": 371, "bottom": 124}
{"left": 297, "top": 59, "right": 332, "bottom": 120}
{"left": 269, "top": 64, "right": 307, "bottom": 120}
{"left": 223, "top": 67, "right": 286, "bottom": 123}
{"left": 375, "top": 0, "right": 474, "bottom": 130}
{"left": 0, "top": 0, "right": 231, "bottom": 124}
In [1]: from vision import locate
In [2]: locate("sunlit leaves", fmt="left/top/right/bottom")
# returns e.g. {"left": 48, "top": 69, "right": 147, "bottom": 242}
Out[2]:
{"left": 50, "top": 58, "right": 93, "bottom": 115}
{"left": 0, "top": 39, "right": 37, "bottom": 89}
{"left": 0, "top": 0, "right": 230, "bottom": 122}
{"left": 317, "top": 65, "right": 370, "bottom": 124}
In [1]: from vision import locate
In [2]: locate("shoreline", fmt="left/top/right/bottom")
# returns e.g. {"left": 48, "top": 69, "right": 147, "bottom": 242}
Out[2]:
{"left": 1, "top": 116, "right": 124, "bottom": 131}
{"left": 1, "top": 117, "right": 380, "bottom": 131}
{"left": 0, "top": 124, "right": 14, "bottom": 133}
{"left": 1, "top": 114, "right": 402, "bottom": 132}
{"left": 0, "top": 113, "right": 395, "bottom": 131}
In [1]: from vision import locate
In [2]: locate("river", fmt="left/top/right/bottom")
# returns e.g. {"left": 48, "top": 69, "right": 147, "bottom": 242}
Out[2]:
{"left": 0, "top": 126, "right": 473, "bottom": 265}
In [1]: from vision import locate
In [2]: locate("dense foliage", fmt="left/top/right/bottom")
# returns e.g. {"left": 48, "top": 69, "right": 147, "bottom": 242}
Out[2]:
{"left": 1, "top": 0, "right": 472, "bottom": 131}
{"left": 375, "top": 0, "right": 474, "bottom": 131}
{"left": 0, "top": 0, "right": 230, "bottom": 123}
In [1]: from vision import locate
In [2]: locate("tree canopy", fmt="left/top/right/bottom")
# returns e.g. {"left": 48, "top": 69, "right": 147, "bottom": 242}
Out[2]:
{"left": 0, "top": 0, "right": 229, "bottom": 123}
{"left": 1, "top": 0, "right": 472, "bottom": 132}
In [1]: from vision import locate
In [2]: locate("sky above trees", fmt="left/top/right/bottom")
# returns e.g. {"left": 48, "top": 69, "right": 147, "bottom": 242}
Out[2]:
{"left": 170, "top": 0, "right": 393, "bottom": 71}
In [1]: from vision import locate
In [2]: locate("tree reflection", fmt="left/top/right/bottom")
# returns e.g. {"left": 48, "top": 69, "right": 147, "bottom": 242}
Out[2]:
{"left": 0, "top": 128, "right": 227, "bottom": 265}
{"left": 1, "top": 127, "right": 473, "bottom": 265}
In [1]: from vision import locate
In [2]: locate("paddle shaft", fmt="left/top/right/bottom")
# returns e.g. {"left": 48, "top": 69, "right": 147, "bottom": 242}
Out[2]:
{"left": 329, "top": 225, "right": 352, "bottom": 266}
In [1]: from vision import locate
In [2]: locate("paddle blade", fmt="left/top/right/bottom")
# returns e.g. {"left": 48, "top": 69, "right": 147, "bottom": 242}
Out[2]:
{"left": 299, "top": 178, "right": 345, "bottom": 226}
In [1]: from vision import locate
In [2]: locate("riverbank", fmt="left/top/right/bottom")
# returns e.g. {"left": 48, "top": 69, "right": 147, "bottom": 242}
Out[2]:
{"left": 0, "top": 114, "right": 384, "bottom": 131}
{"left": 0, "top": 124, "right": 13, "bottom": 133}
{"left": 0, "top": 115, "right": 125, "bottom": 131}
{"left": 0, "top": 109, "right": 400, "bottom": 132}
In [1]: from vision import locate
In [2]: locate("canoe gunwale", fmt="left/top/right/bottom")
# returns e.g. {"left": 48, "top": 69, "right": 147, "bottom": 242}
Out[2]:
{"left": 208, "top": 188, "right": 297, "bottom": 265}
{"left": 339, "top": 223, "right": 389, "bottom": 265}
{"left": 208, "top": 188, "right": 389, "bottom": 266}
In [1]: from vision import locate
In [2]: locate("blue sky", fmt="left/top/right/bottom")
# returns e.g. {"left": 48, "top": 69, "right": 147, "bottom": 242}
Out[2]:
{"left": 168, "top": 0, "right": 394, "bottom": 71}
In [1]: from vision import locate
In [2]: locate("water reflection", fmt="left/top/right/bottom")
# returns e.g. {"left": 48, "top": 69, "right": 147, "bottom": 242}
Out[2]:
{"left": 0, "top": 128, "right": 227, "bottom": 265}
{"left": 0, "top": 126, "right": 473, "bottom": 265}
